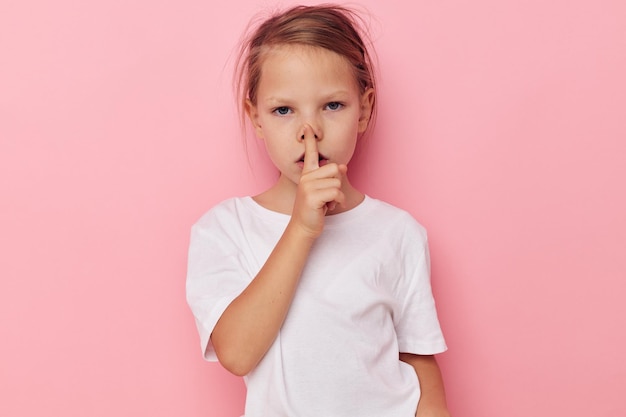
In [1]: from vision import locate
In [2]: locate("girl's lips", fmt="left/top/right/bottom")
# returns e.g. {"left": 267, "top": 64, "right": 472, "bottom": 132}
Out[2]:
{"left": 296, "top": 154, "right": 329, "bottom": 168}
{"left": 296, "top": 152, "right": 328, "bottom": 163}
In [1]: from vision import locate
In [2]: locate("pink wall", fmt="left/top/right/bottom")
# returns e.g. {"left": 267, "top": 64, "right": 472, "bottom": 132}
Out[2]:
{"left": 1, "top": 0, "right": 624, "bottom": 416}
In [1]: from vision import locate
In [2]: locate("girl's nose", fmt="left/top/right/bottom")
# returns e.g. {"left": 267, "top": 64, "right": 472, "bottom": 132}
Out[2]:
{"left": 298, "top": 123, "right": 322, "bottom": 141}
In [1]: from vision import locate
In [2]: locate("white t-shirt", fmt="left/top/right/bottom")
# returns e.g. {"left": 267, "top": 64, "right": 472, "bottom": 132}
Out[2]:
{"left": 186, "top": 196, "right": 447, "bottom": 417}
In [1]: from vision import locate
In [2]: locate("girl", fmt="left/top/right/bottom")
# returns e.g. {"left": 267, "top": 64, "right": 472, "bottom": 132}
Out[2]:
{"left": 187, "top": 4, "right": 450, "bottom": 416}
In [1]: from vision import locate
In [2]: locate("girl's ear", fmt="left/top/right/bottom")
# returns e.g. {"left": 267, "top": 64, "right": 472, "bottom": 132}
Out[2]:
{"left": 245, "top": 98, "right": 264, "bottom": 138}
{"left": 358, "top": 88, "right": 375, "bottom": 133}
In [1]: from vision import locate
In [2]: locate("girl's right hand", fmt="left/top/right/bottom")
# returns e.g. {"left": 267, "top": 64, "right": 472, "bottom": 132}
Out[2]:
{"left": 290, "top": 125, "right": 347, "bottom": 240}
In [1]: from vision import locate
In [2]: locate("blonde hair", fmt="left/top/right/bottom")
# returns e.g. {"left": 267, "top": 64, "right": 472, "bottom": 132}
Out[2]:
{"left": 234, "top": 4, "right": 377, "bottom": 135}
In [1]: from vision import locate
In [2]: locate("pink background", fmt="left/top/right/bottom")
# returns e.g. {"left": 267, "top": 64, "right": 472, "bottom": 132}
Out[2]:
{"left": 1, "top": 0, "right": 625, "bottom": 415}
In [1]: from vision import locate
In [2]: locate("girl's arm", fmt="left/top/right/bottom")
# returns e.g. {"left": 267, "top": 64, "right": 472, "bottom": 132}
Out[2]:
{"left": 399, "top": 353, "right": 451, "bottom": 417}
{"left": 211, "top": 128, "right": 345, "bottom": 376}
{"left": 211, "top": 221, "right": 315, "bottom": 376}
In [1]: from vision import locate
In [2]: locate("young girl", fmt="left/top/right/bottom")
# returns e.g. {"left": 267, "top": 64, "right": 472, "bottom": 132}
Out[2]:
{"left": 187, "top": 5, "right": 450, "bottom": 416}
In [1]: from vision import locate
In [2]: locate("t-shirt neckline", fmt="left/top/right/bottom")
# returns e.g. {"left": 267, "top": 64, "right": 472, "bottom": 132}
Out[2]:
{"left": 241, "top": 195, "right": 374, "bottom": 227}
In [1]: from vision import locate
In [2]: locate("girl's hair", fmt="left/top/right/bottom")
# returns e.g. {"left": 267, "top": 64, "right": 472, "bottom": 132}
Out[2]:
{"left": 234, "top": 4, "right": 377, "bottom": 135}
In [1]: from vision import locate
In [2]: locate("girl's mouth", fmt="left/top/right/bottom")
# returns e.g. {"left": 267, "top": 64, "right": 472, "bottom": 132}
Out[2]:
{"left": 297, "top": 153, "right": 328, "bottom": 166}
{"left": 296, "top": 153, "right": 328, "bottom": 165}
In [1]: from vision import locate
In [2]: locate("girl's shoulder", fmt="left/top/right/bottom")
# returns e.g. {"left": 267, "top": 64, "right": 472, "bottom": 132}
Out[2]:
{"left": 189, "top": 197, "right": 257, "bottom": 248}
{"left": 363, "top": 196, "right": 427, "bottom": 230}
{"left": 327, "top": 195, "right": 428, "bottom": 241}
{"left": 193, "top": 196, "right": 290, "bottom": 229}
{"left": 193, "top": 196, "right": 246, "bottom": 224}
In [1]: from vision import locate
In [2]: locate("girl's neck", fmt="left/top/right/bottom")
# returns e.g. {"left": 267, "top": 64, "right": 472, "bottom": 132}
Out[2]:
{"left": 253, "top": 174, "right": 364, "bottom": 216}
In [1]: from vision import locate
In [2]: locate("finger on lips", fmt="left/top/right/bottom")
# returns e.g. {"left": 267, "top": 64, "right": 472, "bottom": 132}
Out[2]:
{"left": 301, "top": 124, "right": 319, "bottom": 173}
{"left": 298, "top": 124, "right": 345, "bottom": 213}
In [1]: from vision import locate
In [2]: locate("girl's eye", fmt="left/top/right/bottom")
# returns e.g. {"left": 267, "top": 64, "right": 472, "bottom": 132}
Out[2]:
{"left": 325, "top": 102, "right": 343, "bottom": 111}
{"left": 273, "top": 106, "right": 292, "bottom": 115}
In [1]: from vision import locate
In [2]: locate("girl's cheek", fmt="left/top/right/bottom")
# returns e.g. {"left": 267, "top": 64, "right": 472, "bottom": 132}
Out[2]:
{"left": 264, "top": 117, "right": 299, "bottom": 136}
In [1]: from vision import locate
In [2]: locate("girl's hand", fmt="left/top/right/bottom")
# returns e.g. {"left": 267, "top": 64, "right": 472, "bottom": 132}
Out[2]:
{"left": 290, "top": 125, "right": 346, "bottom": 239}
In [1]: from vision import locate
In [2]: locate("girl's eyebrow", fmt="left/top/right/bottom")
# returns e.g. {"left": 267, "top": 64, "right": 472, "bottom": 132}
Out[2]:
{"left": 264, "top": 96, "right": 292, "bottom": 104}
{"left": 265, "top": 91, "right": 353, "bottom": 104}
{"left": 321, "top": 90, "right": 352, "bottom": 100}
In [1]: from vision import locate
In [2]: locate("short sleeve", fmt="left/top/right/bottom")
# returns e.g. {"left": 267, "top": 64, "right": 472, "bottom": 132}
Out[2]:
{"left": 185, "top": 207, "right": 252, "bottom": 361}
{"left": 393, "top": 217, "right": 447, "bottom": 355}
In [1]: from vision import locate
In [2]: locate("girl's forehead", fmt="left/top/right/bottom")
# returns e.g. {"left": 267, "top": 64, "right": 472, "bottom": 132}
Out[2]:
{"left": 259, "top": 44, "right": 358, "bottom": 86}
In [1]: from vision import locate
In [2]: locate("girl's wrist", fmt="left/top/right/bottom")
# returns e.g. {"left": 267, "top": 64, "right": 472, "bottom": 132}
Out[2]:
{"left": 285, "top": 219, "right": 320, "bottom": 244}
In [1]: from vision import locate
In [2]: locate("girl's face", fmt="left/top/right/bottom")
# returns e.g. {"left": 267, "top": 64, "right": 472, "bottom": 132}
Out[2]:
{"left": 246, "top": 44, "right": 374, "bottom": 190}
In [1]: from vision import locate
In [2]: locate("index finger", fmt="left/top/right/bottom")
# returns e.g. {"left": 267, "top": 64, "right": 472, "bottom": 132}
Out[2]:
{"left": 302, "top": 125, "right": 319, "bottom": 173}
